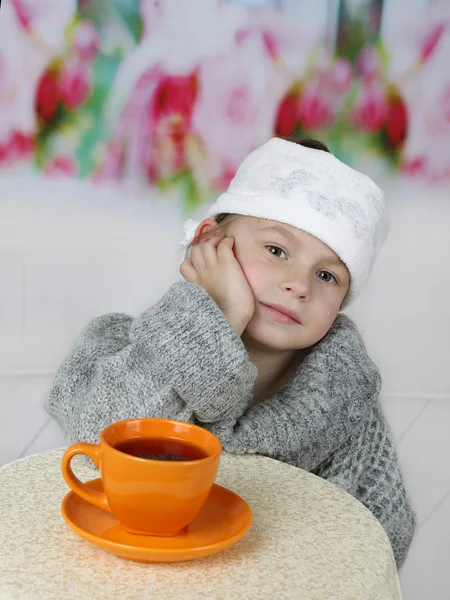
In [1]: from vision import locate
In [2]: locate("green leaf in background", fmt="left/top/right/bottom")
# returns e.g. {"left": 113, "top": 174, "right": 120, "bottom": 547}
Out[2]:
{"left": 335, "top": 0, "right": 382, "bottom": 63}
{"left": 35, "top": 106, "right": 66, "bottom": 169}
{"left": 174, "top": 170, "right": 202, "bottom": 213}
{"left": 75, "top": 53, "right": 122, "bottom": 177}
{"left": 78, "top": 0, "right": 142, "bottom": 43}
{"left": 112, "top": 0, "right": 143, "bottom": 43}
{"left": 376, "top": 39, "right": 390, "bottom": 75}
{"left": 155, "top": 170, "right": 203, "bottom": 213}
{"left": 376, "top": 128, "right": 402, "bottom": 166}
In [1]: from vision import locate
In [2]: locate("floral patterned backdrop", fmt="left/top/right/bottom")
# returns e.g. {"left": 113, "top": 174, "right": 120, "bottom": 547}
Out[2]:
{"left": 1, "top": 0, "right": 450, "bottom": 211}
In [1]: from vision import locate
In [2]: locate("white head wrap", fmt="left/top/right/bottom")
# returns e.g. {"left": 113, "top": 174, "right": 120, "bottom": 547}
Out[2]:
{"left": 182, "top": 137, "right": 389, "bottom": 305}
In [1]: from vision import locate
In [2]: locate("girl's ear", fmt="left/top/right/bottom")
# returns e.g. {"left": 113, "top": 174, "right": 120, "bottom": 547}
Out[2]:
{"left": 194, "top": 218, "right": 219, "bottom": 243}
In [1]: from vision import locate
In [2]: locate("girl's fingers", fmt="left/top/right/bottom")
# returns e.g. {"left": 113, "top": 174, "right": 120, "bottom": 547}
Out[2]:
{"left": 217, "top": 236, "right": 235, "bottom": 261}
{"left": 179, "top": 258, "right": 197, "bottom": 282}
{"left": 190, "top": 243, "right": 206, "bottom": 270}
{"left": 189, "top": 232, "right": 230, "bottom": 274}
{"left": 202, "top": 232, "right": 224, "bottom": 265}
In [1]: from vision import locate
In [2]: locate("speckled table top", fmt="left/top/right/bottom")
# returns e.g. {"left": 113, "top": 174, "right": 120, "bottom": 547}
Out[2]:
{"left": 0, "top": 448, "right": 401, "bottom": 600}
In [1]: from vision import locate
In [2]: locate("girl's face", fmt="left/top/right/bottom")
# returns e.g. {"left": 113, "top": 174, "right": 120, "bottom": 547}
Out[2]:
{"left": 224, "top": 216, "right": 350, "bottom": 352}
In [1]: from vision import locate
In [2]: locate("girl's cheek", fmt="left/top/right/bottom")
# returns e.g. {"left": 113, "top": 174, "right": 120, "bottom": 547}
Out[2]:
{"left": 314, "top": 292, "right": 344, "bottom": 325}
{"left": 238, "top": 258, "right": 269, "bottom": 294}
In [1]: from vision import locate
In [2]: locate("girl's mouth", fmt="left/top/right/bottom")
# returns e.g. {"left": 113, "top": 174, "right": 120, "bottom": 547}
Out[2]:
{"left": 259, "top": 303, "right": 301, "bottom": 325}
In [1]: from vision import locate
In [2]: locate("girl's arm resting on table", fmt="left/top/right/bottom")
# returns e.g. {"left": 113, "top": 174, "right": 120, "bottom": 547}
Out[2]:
{"left": 46, "top": 282, "right": 257, "bottom": 444}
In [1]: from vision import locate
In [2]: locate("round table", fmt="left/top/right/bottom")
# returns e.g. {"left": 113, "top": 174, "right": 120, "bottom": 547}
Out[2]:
{"left": 0, "top": 448, "right": 402, "bottom": 600}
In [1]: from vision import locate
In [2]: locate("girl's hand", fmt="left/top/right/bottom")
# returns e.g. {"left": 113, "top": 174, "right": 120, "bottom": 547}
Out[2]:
{"left": 180, "top": 232, "right": 255, "bottom": 335}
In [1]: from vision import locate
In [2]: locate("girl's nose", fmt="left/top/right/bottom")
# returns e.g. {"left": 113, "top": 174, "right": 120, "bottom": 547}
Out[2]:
{"left": 280, "top": 268, "right": 311, "bottom": 300}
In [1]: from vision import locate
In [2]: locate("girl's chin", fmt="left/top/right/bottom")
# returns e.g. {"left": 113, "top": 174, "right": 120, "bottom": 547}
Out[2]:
{"left": 242, "top": 321, "right": 306, "bottom": 352}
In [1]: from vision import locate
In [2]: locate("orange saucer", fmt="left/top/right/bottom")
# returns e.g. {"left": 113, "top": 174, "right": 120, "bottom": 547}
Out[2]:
{"left": 61, "top": 478, "right": 252, "bottom": 563}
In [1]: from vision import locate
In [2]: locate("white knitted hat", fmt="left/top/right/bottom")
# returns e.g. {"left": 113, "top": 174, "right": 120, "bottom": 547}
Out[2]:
{"left": 182, "top": 137, "right": 389, "bottom": 306}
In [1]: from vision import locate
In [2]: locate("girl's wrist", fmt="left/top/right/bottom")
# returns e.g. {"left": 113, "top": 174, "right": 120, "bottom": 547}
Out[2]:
{"left": 223, "top": 311, "right": 250, "bottom": 336}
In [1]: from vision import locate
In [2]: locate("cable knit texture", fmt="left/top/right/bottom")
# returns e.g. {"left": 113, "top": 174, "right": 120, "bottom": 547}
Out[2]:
{"left": 47, "top": 281, "right": 416, "bottom": 568}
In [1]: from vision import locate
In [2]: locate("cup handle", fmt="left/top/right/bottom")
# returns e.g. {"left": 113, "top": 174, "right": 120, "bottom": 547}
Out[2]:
{"left": 61, "top": 442, "right": 112, "bottom": 513}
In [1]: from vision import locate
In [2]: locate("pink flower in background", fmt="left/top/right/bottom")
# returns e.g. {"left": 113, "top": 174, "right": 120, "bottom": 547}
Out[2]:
{"left": 35, "top": 59, "right": 93, "bottom": 127}
{"left": 192, "top": 35, "right": 287, "bottom": 186}
{"left": 59, "top": 61, "right": 91, "bottom": 110}
{"left": 73, "top": 21, "right": 100, "bottom": 62}
{"left": 0, "top": 0, "right": 75, "bottom": 158}
{"left": 120, "top": 0, "right": 244, "bottom": 83}
{"left": 275, "top": 93, "right": 298, "bottom": 138}
{"left": 402, "top": 156, "right": 426, "bottom": 176}
{"left": 36, "top": 71, "right": 59, "bottom": 124}
{"left": 153, "top": 74, "right": 197, "bottom": 125}
{"left": 356, "top": 46, "right": 381, "bottom": 82}
{"left": 385, "top": 5, "right": 450, "bottom": 179}
{"left": 0, "top": 132, "right": 34, "bottom": 164}
{"left": 149, "top": 72, "right": 198, "bottom": 177}
{"left": 386, "top": 96, "right": 408, "bottom": 149}
{"left": 44, "top": 155, "right": 78, "bottom": 177}
{"left": 351, "top": 84, "right": 389, "bottom": 132}
{"left": 298, "top": 84, "right": 334, "bottom": 130}
{"left": 288, "top": 52, "right": 352, "bottom": 134}
{"left": 328, "top": 58, "right": 353, "bottom": 94}
{"left": 98, "top": 67, "right": 199, "bottom": 183}
{"left": 380, "top": 2, "right": 450, "bottom": 178}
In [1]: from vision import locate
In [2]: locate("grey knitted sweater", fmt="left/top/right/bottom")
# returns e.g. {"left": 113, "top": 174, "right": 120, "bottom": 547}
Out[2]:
{"left": 47, "top": 281, "right": 416, "bottom": 567}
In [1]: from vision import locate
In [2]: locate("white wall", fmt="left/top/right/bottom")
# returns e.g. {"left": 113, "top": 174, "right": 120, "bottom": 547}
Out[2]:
{"left": 1, "top": 174, "right": 449, "bottom": 599}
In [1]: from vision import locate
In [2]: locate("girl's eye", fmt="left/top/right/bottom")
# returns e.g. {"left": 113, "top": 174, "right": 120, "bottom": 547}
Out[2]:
{"left": 266, "top": 245, "right": 287, "bottom": 259}
{"left": 316, "top": 271, "right": 337, "bottom": 284}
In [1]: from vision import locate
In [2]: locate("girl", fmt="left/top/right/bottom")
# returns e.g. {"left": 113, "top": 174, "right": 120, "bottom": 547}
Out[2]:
{"left": 47, "top": 136, "right": 416, "bottom": 568}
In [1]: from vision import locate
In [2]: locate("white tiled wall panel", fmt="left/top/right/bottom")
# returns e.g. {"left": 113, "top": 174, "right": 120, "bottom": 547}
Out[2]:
{"left": 0, "top": 375, "right": 54, "bottom": 465}
{"left": 1, "top": 176, "right": 449, "bottom": 599}
{"left": 399, "top": 490, "right": 450, "bottom": 599}
{"left": 380, "top": 395, "right": 429, "bottom": 443}
{"left": 0, "top": 258, "right": 24, "bottom": 372}
{"left": 22, "top": 258, "right": 179, "bottom": 372}
{"left": 396, "top": 399, "right": 450, "bottom": 528}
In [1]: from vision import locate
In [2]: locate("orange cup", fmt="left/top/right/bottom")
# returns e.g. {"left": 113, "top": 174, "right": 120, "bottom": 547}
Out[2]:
{"left": 61, "top": 418, "right": 222, "bottom": 536}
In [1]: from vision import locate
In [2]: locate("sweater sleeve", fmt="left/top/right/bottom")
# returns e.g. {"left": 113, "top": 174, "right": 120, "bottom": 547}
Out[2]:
{"left": 205, "top": 314, "right": 382, "bottom": 472}
{"left": 46, "top": 282, "right": 257, "bottom": 444}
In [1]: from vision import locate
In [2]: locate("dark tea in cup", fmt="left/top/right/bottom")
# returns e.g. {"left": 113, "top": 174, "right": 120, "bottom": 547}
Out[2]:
{"left": 113, "top": 437, "right": 210, "bottom": 462}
